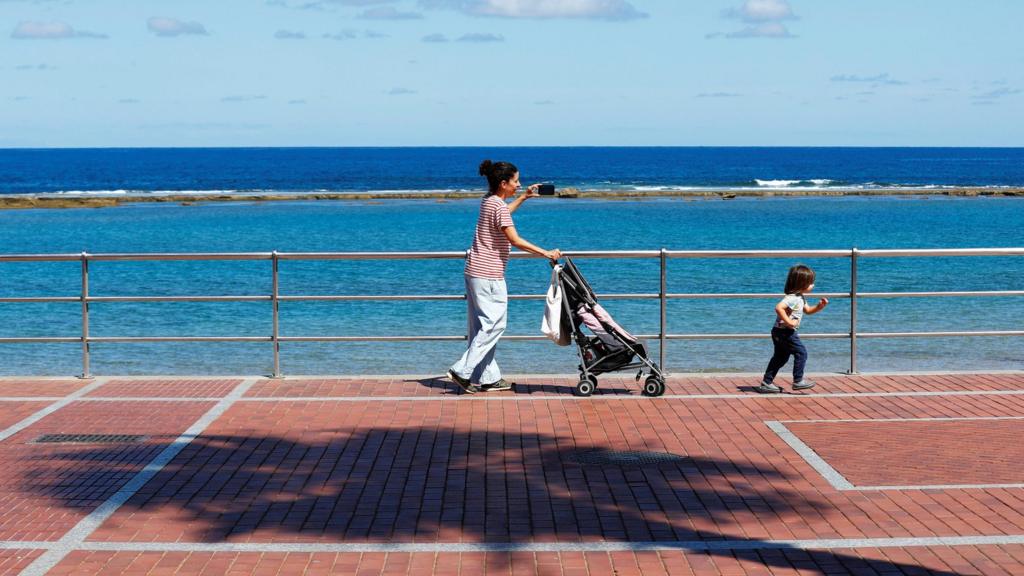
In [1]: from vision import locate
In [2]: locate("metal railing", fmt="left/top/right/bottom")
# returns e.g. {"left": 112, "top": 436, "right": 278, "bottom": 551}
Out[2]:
{"left": 1, "top": 248, "right": 1022, "bottom": 378}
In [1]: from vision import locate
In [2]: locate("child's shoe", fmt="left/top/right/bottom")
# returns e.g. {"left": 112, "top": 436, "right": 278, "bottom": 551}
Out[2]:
{"left": 792, "top": 379, "right": 816, "bottom": 391}
{"left": 755, "top": 381, "right": 782, "bottom": 394}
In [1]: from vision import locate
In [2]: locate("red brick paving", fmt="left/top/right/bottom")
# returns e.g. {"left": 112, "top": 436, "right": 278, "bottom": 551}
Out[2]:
{"left": 787, "top": 419, "right": 1024, "bottom": 486}
{"left": 0, "top": 550, "right": 42, "bottom": 575}
{"left": 40, "top": 546, "right": 1024, "bottom": 575}
{"left": 0, "top": 401, "right": 214, "bottom": 541}
{"left": 0, "top": 380, "right": 89, "bottom": 398}
{"left": 77, "top": 377, "right": 1024, "bottom": 548}
{"left": 246, "top": 372, "right": 1024, "bottom": 398}
{"left": 86, "top": 379, "right": 242, "bottom": 398}
{"left": 3, "top": 373, "right": 1024, "bottom": 574}
{"left": 0, "top": 402, "right": 52, "bottom": 430}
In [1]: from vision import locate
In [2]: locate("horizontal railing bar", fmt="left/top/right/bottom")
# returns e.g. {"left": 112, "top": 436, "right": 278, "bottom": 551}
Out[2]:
{"left": 0, "top": 254, "right": 83, "bottom": 262}
{"left": 88, "top": 296, "right": 271, "bottom": 303}
{"left": 7, "top": 330, "right": 1022, "bottom": 345}
{"left": 5, "top": 291, "right": 1017, "bottom": 304}
{"left": 664, "top": 333, "right": 848, "bottom": 340}
{"left": 280, "top": 336, "right": 466, "bottom": 342}
{"left": 86, "top": 253, "right": 274, "bottom": 262}
{"left": 858, "top": 248, "right": 1024, "bottom": 258}
{"left": 664, "top": 250, "right": 852, "bottom": 259}
{"left": 87, "top": 337, "right": 272, "bottom": 343}
{"left": 276, "top": 251, "right": 466, "bottom": 261}
{"left": 0, "top": 337, "right": 81, "bottom": 343}
{"left": 2, "top": 248, "right": 1022, "bottom": 264}
{"left": 667, "top": 292, "right": 849, "bottom": 300}
{"left": 857, "top": 330, "right": 1024, "bottom": 338}
{"left": 0, "top": 297, "right": 80, "bottom": 303}
{"left": 280, "top": 295, "right": 464, "bottom": 302}
{"left": 858, "top": 291, "right": 1024, "bottom": 298}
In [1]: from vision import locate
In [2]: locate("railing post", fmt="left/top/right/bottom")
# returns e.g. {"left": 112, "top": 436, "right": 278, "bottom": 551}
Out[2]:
{"left": 848, "top": 247, "right": 859, "bottom": 374}
{"left": 659, "top": 248, "right": 667, "bottom": 372}
{"left": 80, "top": 252, "right": 91, "bottom": 379}
{"left": 271, "top": 251, "right": 281, "bottom": 378}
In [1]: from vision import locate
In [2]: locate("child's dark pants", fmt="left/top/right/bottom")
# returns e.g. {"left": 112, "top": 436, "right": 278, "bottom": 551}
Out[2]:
{"left": 763, "top": 327, "right": 807, "bottom": 384}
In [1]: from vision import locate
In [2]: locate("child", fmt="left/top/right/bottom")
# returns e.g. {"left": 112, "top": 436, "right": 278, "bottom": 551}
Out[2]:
{"left": 756, "top": 264, "right": 829, "bottom": 394}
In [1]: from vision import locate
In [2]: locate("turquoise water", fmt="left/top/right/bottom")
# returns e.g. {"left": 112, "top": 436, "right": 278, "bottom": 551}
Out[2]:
{"left": 1, "top": 195, "right": 1022, "bottom": 376}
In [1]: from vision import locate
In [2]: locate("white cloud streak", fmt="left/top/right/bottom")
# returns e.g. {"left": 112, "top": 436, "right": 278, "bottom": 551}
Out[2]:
{"left": 11, "top": 21, "right": 107, "bottom": 39}
{"left": 147, "top": 17, "right": 208, "bottom": 37}
{"left": 712, "top": 0, "right": 796, "bottom": 39}
{"left": 419, "top": 0, "right": 646, "bottom": 21}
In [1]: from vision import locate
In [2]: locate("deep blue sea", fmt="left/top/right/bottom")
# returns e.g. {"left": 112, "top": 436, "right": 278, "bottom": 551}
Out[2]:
{"left": 3, "top": 147, "right": 1024, "bottom": 195}
{"left": 1, "top": 147, "right": 1022, "bottom": 376}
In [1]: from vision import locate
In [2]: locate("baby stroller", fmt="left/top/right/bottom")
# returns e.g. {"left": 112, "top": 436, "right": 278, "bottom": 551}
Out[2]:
{"left": 556, "top": 257, "right": 667, "bottom": 397}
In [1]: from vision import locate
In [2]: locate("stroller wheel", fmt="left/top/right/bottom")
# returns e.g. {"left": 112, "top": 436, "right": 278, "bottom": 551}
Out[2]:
{"left": 642, "top": 376, "right": 665, "bottom": 397}
{"left": 584, "top": 374, "right": 598, "bottom": 387}
{"left": 575, "top": 379, "right": 595, "bottom": 397}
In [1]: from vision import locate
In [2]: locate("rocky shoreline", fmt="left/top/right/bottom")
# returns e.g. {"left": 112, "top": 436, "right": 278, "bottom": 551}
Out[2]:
{"left": 1, "top": 187, "right": 1021, "bottom": 210}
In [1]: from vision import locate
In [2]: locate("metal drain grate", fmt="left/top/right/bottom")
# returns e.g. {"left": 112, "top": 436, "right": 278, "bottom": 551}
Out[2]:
{"left": 569, "top": 449, "right": 687, "bottom": 467}
{"left": 33, "top": 434, "right": 149, "bottom": 444}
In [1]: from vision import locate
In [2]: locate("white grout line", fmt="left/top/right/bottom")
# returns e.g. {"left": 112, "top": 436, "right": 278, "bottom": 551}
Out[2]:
{"left": 766, "top": 418, "right": 1024, "bottom": 491}
{"left": 777, "top": 415, "right": 1024, "bottom": 424}
{"left": 5, "top": 535, "right": 1024, "bottom": 554}
{"left": 765, "top": 421, "right": 855, "bottom": 490}
{"left": 0, "top": 378, "right": 111, "bottom": 443}
{"left": 18, "top": 378, "right": 258, "bottom": 576}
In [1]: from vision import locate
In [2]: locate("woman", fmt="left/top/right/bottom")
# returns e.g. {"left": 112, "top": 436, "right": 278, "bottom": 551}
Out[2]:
{"left": 447, "top": 160, "right": 562, "bottom": 393}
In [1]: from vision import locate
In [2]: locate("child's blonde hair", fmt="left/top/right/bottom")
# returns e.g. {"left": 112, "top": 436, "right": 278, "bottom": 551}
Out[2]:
{"left": 784, "top": 264, "right": 815, "bottom": 294}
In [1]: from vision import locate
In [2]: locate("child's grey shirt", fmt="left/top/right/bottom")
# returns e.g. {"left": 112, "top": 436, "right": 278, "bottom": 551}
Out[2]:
{"left": 774, "top": 293, "right": 806, "bottom": 329}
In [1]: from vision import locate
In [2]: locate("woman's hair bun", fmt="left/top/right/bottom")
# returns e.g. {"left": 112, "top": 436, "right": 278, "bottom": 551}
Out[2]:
{"left": 478, "top": 159, "right": 493, "bottom": 177}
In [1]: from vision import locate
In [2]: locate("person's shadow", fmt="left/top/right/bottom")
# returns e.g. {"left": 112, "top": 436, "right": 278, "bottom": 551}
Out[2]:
{"left": 25, "top": 428, "right": 960, "bottom": 575}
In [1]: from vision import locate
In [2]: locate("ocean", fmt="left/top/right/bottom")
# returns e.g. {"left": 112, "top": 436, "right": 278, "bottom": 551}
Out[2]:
{"left": 1, "top": 147, "right": 1022, "bottom": 376}
{"left": 3, "top": 147, "right": 1024, "bottom": 196}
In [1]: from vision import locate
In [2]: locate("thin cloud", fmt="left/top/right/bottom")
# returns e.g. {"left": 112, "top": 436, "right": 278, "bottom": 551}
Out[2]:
{"left": 725, "top": 22, "right": 793, "bottom": 38}
{"left": 15, "top": 63, "right": 57, "bottom": 71}
{"left": 422, "top": 33, "right": 448, "bottom": 42}
{"left": 712, "top": 0, "right": 796, "bottom": 39}
{"left": 830, "top": 73, "right": 907, "bottom": 86}
{"left": 268, "top": 0, "right": 396, "bottom": 11}
{"left": 358, "top": 7, "right": 423, "bottom": 19}
{"left": 118, "top": 98, "right": 141, "bottom": 104}
{"left": 419, "top": 0, "right": 646, "bottom": 21}
{"left": 974, "top": 87, "right": 1021, "bottom": 100}
{"left": 723, "top": 0, "right": 796, "bottom": 22}
{"left": 457, "top": 33, "right": 504, "bottom": 42}
{"left": 147, "top": 17, "right": 208, "bottom": 37}
{"left": 696, "top": 92, "right": 741, "bottom": 98}
{"left": 275, "top": 30, "right": 307, "bottom": 39}
{"left": 221, "top": 95, "right": 268, "bottom": 103}
{"left": 11, "top": 21, "right": 107, "bottom": 39}
{"left": 388, "top": 87, "right": 417, "bottom": 95}
{"left": 323, "top": 30, "right": 358, "bottom": 40}
{"left": 288, "top": 99, "right": 307, "bottom": 105}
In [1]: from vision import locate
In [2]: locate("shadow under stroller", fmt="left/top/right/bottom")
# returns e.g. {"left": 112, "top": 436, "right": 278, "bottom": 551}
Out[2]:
{"left": 556, "top": 257, "right": 667, "bottom": 397}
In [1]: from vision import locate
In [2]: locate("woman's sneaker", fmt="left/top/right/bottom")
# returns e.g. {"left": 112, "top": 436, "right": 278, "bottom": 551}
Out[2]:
{"left": 755, "top": 381, "right": 782, "bottom": 394}
{"left": 792, "top": 380, "right": 816, "bottom": 391}
{"left": 447, "top": 370, "right": 480, "bottom": 394}
{"left": 482, "top": 378, "right": 513, "bottom": 392}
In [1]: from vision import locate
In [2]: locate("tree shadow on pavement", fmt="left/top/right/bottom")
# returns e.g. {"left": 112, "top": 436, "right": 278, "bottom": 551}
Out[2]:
{"left": 26, "top": 427, "right": 960, "bottom": 575}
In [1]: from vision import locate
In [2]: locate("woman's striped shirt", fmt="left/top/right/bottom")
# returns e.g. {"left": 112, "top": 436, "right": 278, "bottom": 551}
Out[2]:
{"left": 464, "top": 195, "right": 515, "bottom": 279}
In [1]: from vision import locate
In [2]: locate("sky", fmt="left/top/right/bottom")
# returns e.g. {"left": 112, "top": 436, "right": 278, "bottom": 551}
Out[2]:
{"left": 1, "top": 0, "right": 1022, "bottom": 147}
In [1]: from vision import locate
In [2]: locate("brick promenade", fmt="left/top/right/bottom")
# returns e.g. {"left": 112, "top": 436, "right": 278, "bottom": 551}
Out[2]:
{"left": 2, "top": 372, "right": 1024, "bottom": 575}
